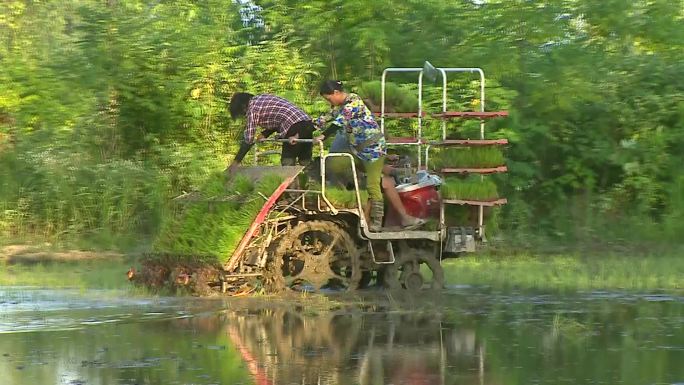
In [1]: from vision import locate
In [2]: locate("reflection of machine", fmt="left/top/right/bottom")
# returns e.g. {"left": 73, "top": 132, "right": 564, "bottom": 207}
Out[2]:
{"left": 222, "top": 308, "right": 487, "bottom": 385}
{"left": 159, "top": 63, "right": 508, "bottom": 294}
{"left": 225, "top": 308, "right": 362, "bottom": 385}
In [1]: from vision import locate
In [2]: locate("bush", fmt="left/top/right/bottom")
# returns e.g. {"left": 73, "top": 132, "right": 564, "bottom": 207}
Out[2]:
{"left": 0, "top": 148, "right": 167, "bottom": 247}
{"left": 357, "top": 81, "right": 419, "bottom": 112}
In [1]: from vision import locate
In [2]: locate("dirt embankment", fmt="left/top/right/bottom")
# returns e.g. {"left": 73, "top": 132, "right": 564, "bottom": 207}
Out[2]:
{"left": 0, "top": 245, "right": 124, "bottom": 265}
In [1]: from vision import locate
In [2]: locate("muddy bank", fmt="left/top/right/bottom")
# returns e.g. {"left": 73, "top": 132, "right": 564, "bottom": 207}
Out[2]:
{"left": 1, "top": 244, "right": 123, "bottom": 265}
{"left": 127, "top": 253, "right": 225, "bottom": 296}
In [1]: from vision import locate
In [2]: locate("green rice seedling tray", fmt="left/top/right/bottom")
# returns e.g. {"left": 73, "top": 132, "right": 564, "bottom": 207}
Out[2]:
{"left": 430, "top": 147, "right": 505, "bottom": 170}
{"left": 153, "top": 172, "right": 284, "bottom": 264}
{"left": 440, "top": 176, "right": 499, "bottom": 201}
{"left": 325, "top": 187, "right": 368, "bottom": 209}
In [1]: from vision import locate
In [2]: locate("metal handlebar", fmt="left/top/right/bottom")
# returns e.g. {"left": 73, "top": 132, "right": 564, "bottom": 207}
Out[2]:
{"left": 258, "top": 138, "right": 325, "bottom": 153}
{"left": 260, "top": 138, "right": 315, "bottom": 143}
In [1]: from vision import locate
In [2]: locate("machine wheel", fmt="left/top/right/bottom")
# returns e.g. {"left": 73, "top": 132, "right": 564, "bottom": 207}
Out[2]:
{"left": 384, "top": 241, "right": 445, "bottom": 291}
{"left": 267, "top": 220, "right": 361, "bottom": 292}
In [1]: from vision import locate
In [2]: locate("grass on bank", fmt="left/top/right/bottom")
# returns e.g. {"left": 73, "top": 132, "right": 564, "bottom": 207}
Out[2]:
{"left": 2, "top": 251, "right": 682, "bottom": 295}
{"left": 0, "top": 258, "right": 136, "bottom": 290}
{"left": 443, "top": 253, "right": 684, "bottom": 293}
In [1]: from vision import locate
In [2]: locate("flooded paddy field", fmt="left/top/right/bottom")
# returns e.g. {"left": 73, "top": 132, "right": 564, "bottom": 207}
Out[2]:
{"left": 1, "top": 285, "right": 682, "bottom": 385}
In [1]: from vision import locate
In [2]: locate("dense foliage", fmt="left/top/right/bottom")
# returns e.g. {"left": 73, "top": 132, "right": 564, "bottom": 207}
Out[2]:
{"left": 1, "top": 0, "right": 683, "bottom": 249}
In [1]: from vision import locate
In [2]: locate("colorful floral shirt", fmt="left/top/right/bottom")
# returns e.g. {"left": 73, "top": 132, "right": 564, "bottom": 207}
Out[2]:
{"left": 315, "top": 93, "right": 386, "bottom": 162}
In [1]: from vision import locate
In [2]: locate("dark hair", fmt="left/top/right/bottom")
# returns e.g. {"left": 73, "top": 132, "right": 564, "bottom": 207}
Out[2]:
{"left": 229, "top": 92, "right": 254, "bottom": 119}
{"left": 319, "top": 80, "right": 344, "bottom": 95}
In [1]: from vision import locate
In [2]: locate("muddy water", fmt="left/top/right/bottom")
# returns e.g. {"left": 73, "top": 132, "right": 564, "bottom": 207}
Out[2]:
{"left": 0, "top": 287, "right": 682, "bottom": 385}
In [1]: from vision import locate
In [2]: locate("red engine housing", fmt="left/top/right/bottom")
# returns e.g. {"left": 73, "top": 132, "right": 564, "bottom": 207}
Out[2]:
{"left": 384, "top": 180, "right": 440, "bottom": 227}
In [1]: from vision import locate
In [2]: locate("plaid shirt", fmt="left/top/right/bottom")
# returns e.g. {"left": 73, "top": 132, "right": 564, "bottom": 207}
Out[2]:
{"left": 244, "top": 94, "right": 311, "bottom": 144}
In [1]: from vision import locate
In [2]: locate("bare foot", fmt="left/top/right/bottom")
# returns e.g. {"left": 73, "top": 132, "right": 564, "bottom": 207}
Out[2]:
{"left": 401, "top": 215, "right": 426, "bottom": 230}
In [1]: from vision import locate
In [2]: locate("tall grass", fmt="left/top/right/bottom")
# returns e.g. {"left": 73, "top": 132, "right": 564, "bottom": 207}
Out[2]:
{"left": 0, "top": 258, "right": 136, "bottom": 290}
{"left": 0, "top": 141, "right": 229, "bottom": 249}
{"left": 444, "top": 253, "right": 684, "bottom": 293}
{"left": 0, "top": 150, "right": 168, "bottom": 248}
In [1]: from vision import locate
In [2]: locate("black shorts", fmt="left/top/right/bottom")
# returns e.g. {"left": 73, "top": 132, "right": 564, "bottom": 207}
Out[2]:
{"left": 281, "top": 120, "right": 314, "bottom": 166}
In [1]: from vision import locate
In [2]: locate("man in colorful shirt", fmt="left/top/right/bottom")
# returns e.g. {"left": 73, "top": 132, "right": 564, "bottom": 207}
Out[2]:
{"left": 327, "top": 131, "right": 426, "bottom": 229}
{"left": 315, "top": 80, "right": 387, "bottom": 230}
{"left": 314, "top": 95, "right": 386, "bottom": 162}
{"left": 227, "top": 93, "right": 315, "bottom": 175}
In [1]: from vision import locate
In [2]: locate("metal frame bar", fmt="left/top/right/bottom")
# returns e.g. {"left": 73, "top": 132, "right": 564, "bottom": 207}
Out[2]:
{"left": 432, "top": 67, "right": 487, "bottom": 239}
{"left": 321, "top": 152, "right": 365, "bottom": 225}
{"left": 381, "top": 66, "right": 492, "bottom": 241}
{"left": 434, "top": 68, "right": 486, "bottom": 140}
{"left": 381, "top": 67, "right": 424, "bottom": 168}
{"left": 255, "top": 138, "right": 370, "bottom": 230}
{"left": 365, "top": 240, "right": 396, "bottom": 265}
{"left": 224, "top": 167, "right": 302, "bottom": 271}
{"left": 319, "top": 150, "right": 403, "bottom": 264}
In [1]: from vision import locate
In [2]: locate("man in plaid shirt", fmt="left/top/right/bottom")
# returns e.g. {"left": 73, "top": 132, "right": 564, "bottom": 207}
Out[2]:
{"left": 227, "top": 93, "right": 315, "bottom": 175}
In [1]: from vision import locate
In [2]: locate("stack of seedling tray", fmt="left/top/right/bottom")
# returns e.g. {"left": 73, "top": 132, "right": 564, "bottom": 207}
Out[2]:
{"left": 152, "top": 172, "right": 285, "bottom": 264}
{"left": 364, "top": 67, "right": 509, "bottom": 239}
{"left": 440, "top": 175, "right": 499, "bottom": 201}
{"left": 429, "top": 139, "right": 508, "bottom": 205}
{"left": 429, "top": 146, "right": 505, "bottom": 172}
{"left": 427, "top": 110, "right": 509, "bottom": 240}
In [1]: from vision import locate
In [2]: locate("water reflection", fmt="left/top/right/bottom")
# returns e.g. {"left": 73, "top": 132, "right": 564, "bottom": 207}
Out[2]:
{"left": 218, "top": 308, "right": 483, "bottom": 385}
{"left": 0, "top": 288, "right": 683, "bottom": 385}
